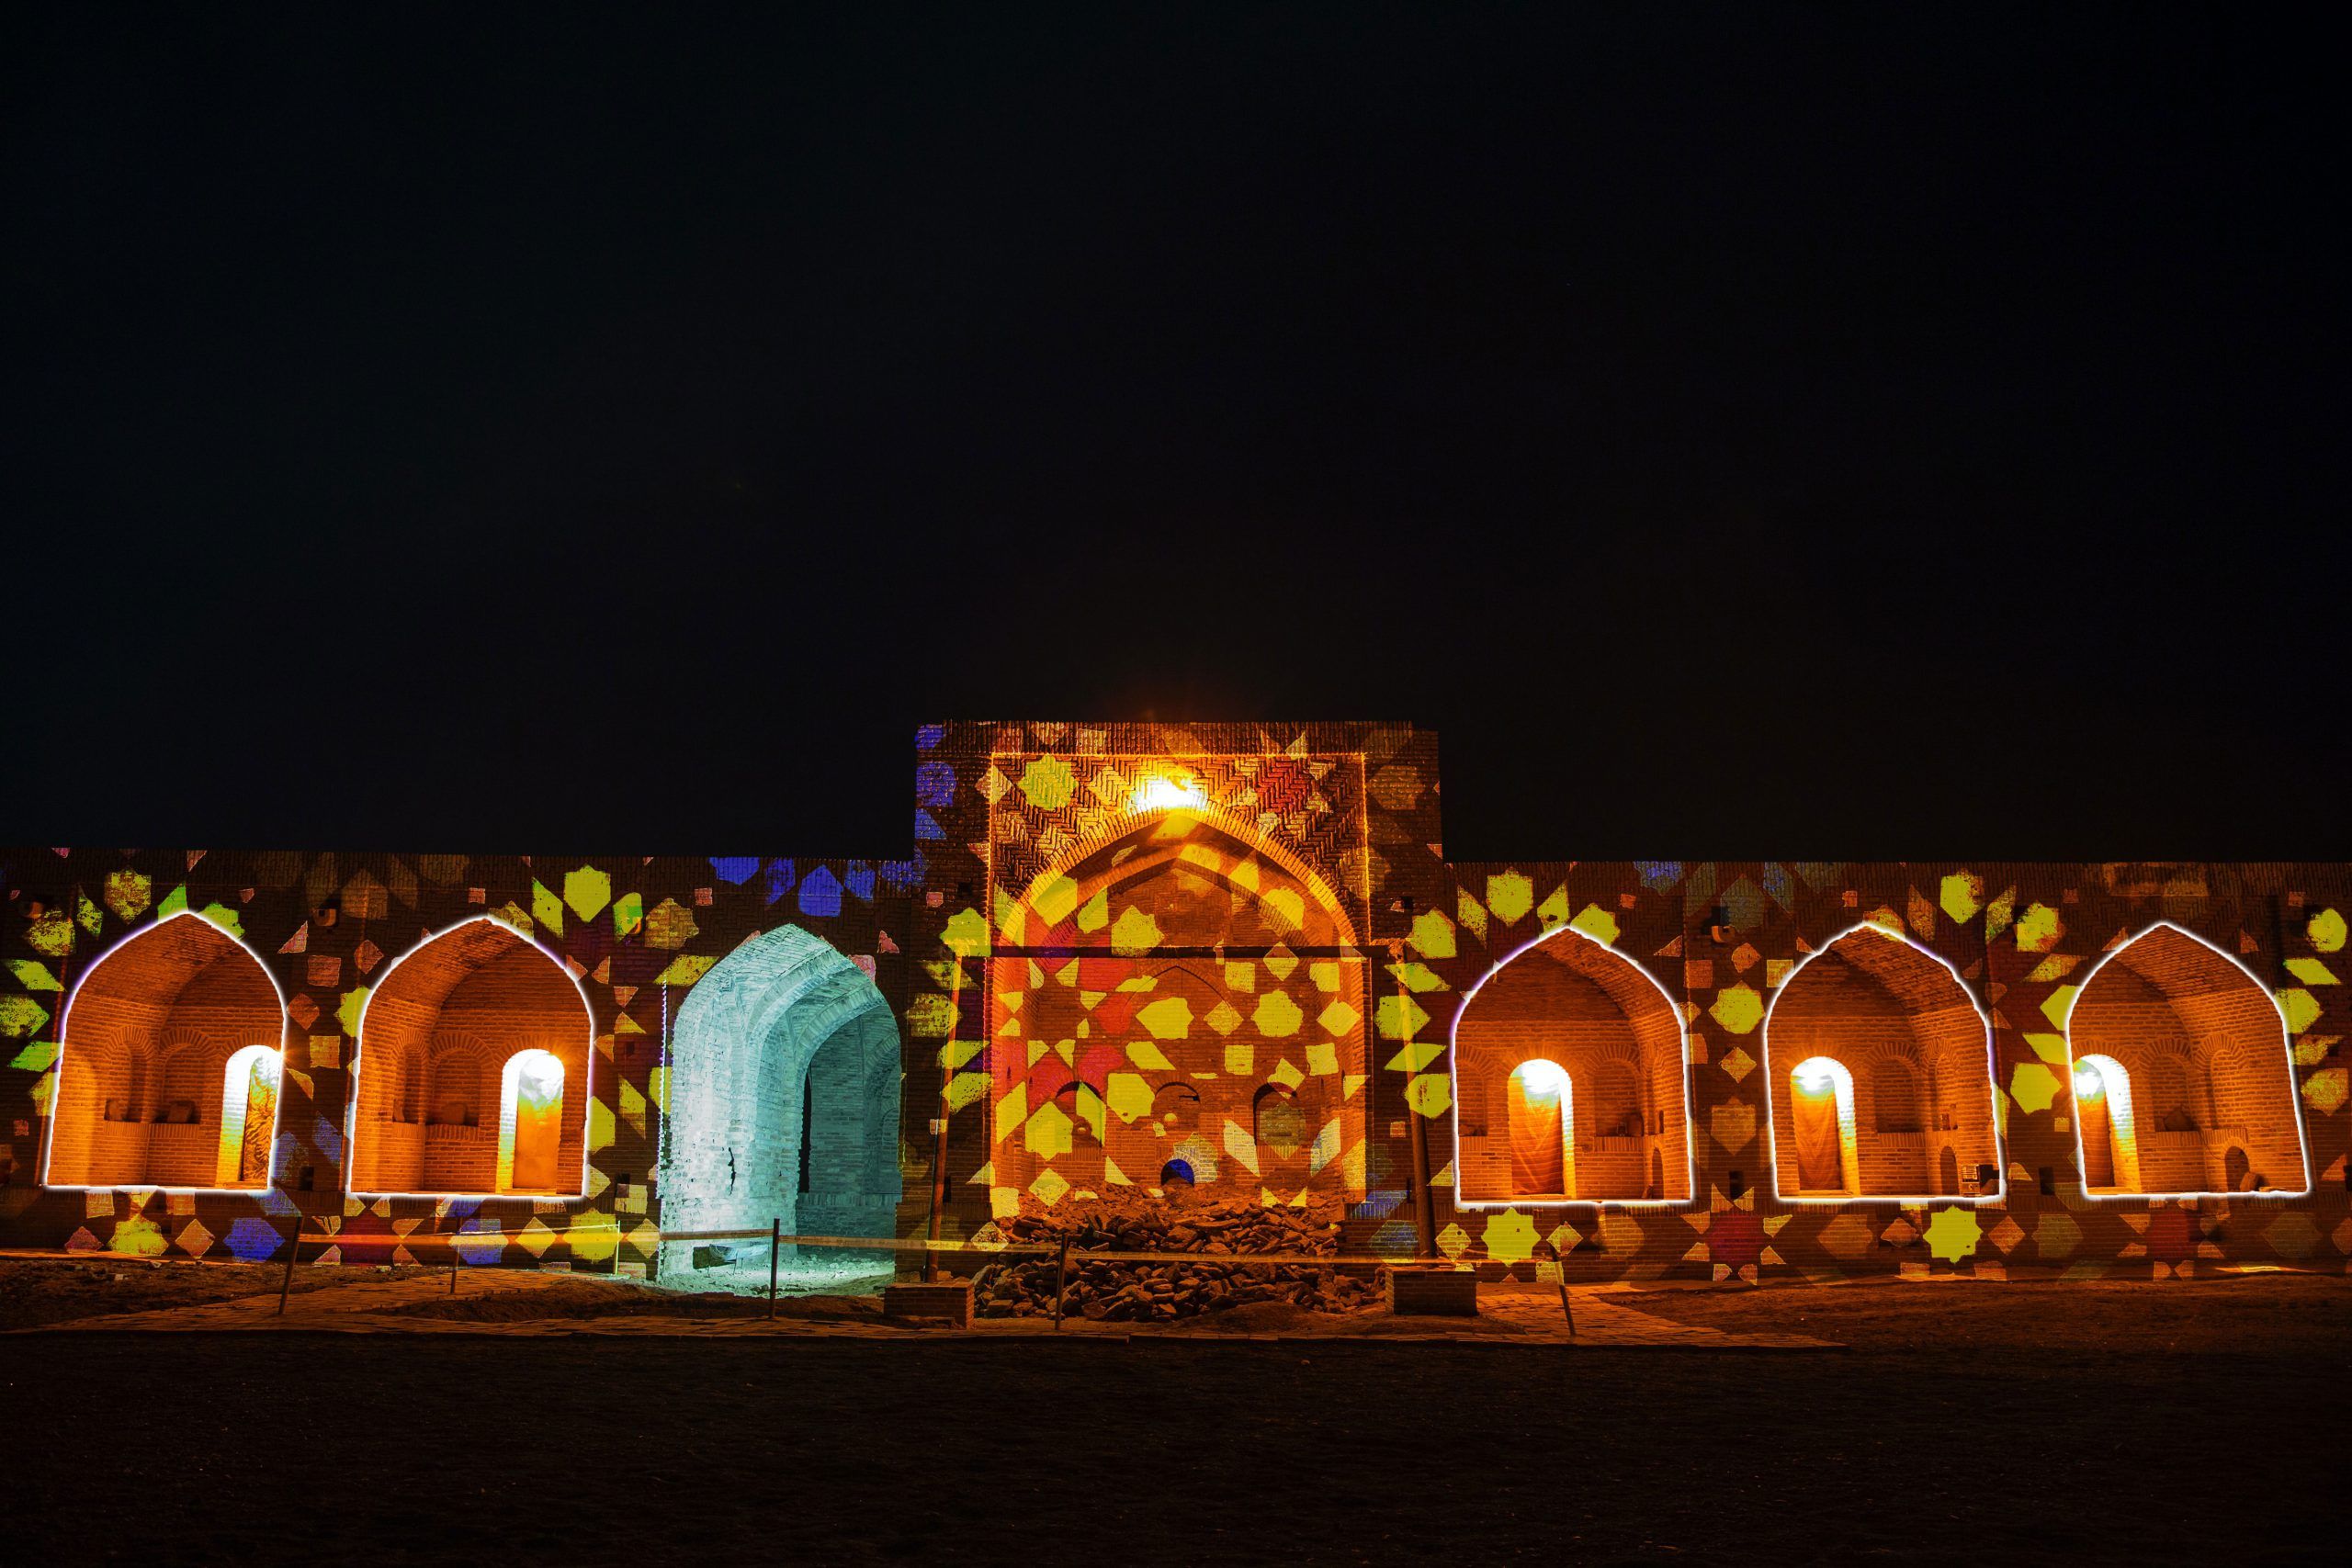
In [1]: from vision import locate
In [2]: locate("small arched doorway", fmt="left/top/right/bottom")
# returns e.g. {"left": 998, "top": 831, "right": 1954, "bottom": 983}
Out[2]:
{"left": 2073, "top": 1054, "right": 2136, "bottom": 1192}
{"left": 498, "top": 1048, "right": 566, "bottom": 1193}
{"left": 1507, "top": 1059, "right": 1573, "bottom": 1198}
{"left": 1788, "top": 1055, "right": 1857, "bottom": 1195}
{"left": 215, "top": 1043, "right": 283, "bottom": 1190}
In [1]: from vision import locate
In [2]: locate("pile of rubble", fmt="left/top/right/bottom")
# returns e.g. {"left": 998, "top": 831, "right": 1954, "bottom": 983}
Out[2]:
{"left": 967, "top": 1190, "right": 1382, "bottom": 1321}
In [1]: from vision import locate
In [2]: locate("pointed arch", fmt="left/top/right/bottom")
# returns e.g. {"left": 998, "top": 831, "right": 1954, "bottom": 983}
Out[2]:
{"left": 1001, "top": 807, "right": 1370, "bottom": 1203}
{"left": 1762, "top": 923, "right": 2002, "bottom": 1204}
{"left": 347, "top": 917, "right": 594, "bottom": 1198}
{"left": 44, "top": 910, "right": 288, "bottom": 1191}
{"left": 2064, "top": 921, "right": 2310, "bottom": 1198}
{"left": 1450, "top": 922, "right": 1693, "bottom": 1206}
{"left": 656, "top": 925, "right": 901, "bottom": 1282}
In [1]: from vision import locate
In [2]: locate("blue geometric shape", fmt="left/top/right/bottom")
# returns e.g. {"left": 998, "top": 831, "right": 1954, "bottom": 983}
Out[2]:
{"left": 1761, "top": 862, "right": 1796, "bottom": 910}
{"left": 453, "top": 1227, "right": 507, "bottom": 1266}
{"left": 843, "top": 862, "right": 876, "bottom": 901}
{"left": 914, "top": 723, "right": 944, "bottom": 750}
{"left": 879, "top": 853, "right": 925, "bottom": 891}
{"left": 256, "top": 1187, "right": 299, "bottom": 1216}
{"left": 1637, "top": 861, "right": 1683, "bottom": 892}
{"left": 1369, "top": 1218, "right": 1419, "bottom": 1258}
{"left": 760, "top": 860, "right": 797, "bottom": 906}
{"left": 310, "top": 1115, "right": 344, "bottom": 1165}
{"left": 913, "top": 808, "right": 944, "bottom": 841}
{"left": 1357, "top": 1186, "right": 1406, "bottom": 1220}
{"left": 797, "top": 866, "right": 842, "bottom": 919}
{"left": 710, "top": 856, "right": 760, "bottom": 886}
{"left": 915, "top": 761, "right": 956, "bottom": 806}
{"left": 225, "top": 1217, "right": 287, "bottom": 1262}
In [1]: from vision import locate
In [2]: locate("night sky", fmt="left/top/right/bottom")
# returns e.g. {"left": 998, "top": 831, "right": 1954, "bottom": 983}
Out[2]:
{"left": 6, "top": 7, "right": 2344, "bottom": 862}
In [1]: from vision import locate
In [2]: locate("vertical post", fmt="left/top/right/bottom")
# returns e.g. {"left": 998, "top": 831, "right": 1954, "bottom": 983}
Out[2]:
{"left": 275, "top": 1211, "right": 302, "bottom": 1316}
{"left": 767, "top": 1215, "right": 782, "bottom": 1319}
{"left": 1051, "top": 1236, "right": 1070, "bottom": 1331}
{"left": 449, "top": 1235, "right": 459, "bottom": 1294}
{"left": 925, "top": 953, "right": 967, "bottom": 1282}
{"left": 1553, "top": 1248, "right": 1576, "bottom": 1337}
{"left": 1395, "top": 937, "right": 1438, "bottom": 1260}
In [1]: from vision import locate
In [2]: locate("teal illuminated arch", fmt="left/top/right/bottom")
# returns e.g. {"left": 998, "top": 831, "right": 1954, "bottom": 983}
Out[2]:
{"left": 656, "top": 926, "right": 901, "bottom": 1283}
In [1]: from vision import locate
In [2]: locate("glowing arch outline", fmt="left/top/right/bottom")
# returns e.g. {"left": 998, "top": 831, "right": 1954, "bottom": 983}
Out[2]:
{"left": 343, "top": 913, "right": 599, "bottom": 1201}
{"left": 1445, "top": 920, "right": 1699, "bottom": 1211}
{"left": 2062, "top": 919, "right": 2313, "bottom": 1201}
{"left": 1759, "top": 921, "right": 2008, "bottom": 1207}
{"left": 40, "top": 908, "right": 293, "bottom": 1194}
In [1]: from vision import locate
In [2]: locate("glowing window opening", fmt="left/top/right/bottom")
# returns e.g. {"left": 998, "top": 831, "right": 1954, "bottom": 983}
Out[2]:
{"left": 1787, "top": 1055, "right": 1860, "bottom": 1196}
{"left": 1507, "top": 1058, "right": 1575, "bottom": 1199}
{"left": 215, "top": 1043, "right": 284, "bottom": 1190}
{"left": 496, "top": 1048, "right": 566, "bottom": 1195}
{"left": 2072, "top": 1054, "right": 2139, "bottom": 1192}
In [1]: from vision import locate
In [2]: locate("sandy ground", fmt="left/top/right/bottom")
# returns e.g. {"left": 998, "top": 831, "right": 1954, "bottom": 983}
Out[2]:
{"left": 2, "top": 1258, "right": 2344, "bottom": 1565}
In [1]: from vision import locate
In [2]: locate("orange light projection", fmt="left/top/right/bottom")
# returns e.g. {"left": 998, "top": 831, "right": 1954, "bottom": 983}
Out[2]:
{"left": 1506, "top": 1058, "right": 1572, "bottom": 1197}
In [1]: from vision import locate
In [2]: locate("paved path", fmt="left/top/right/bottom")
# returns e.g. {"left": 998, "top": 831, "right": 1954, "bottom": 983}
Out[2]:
{"left": 16, "top": 1270, "right": 1838, "bottom": 1348}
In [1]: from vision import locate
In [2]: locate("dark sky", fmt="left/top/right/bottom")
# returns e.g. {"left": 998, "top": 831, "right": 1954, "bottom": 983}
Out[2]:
{"left": 5, "top": 6, "right": 2345, "bottom": 862}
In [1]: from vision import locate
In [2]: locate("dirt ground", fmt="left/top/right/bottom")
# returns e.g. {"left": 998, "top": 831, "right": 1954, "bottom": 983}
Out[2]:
{"left": 2, "top": 1260, "right": 2344, "bottom": 1565}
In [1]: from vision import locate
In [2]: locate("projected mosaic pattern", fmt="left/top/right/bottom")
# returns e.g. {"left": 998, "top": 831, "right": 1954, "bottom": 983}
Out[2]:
{"left": 2, "top": 724, "right": 2346, "bottom": 1287}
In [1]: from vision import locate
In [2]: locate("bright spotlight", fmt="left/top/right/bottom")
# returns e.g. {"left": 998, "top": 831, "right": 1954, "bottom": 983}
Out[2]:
{"left": 1132, "top": 773, "right": 1207, "bottom": 812}
{"left": 2074, "top": 1064, "right": 2105, "bottom": 1100}
{"left": 1516, "top": 1058, "right": 1567, "bottom": 1098}
{"left": 1792, "top": 1056, "right": 1839, "bottom": 1095}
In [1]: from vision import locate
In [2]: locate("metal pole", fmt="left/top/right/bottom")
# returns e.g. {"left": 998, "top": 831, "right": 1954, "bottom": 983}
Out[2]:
{"left": 1051, "top": 1237, "right": 1069, "bottom": 1331}
{"left": 275, "top": 1212, "right": 302, "bottom": 1316}
{"left": 1554, "top": 1250, "right": 1576, "bottom": 1337}
{"left": 449, "top": 1237, "right": 459, "bottom": 1294}
{"left": 767, "top": 1215, "right": 782, "bottom": 1319}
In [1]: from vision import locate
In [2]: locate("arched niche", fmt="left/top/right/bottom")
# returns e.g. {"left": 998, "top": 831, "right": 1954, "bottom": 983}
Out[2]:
{"left": 347, "top": 918, "right": 594, "bottom": 1197}
{"left": 1764, "top": 924, "right": 2000, "bottom": 1202}
{"left": 2065, "top": 922, "right": 2309, "bottom": 1197}
{"left": 45, "top": 911, "right": 288, "bottom": 1190}
{"left": 997, "top": 809, "right": 1368, "bottom": 1203}
{"left": 1452, "top": 925, "right": 1691, "bottom": 1205}
{"left": 656, "top": 925, "right": 901, "bottom": 1284}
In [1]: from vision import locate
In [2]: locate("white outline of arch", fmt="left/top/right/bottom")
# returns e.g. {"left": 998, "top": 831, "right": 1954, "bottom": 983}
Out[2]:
{"left": 344, "top": 914, "right": 598, "bottom": 1201}
{"left": 2062, "top": 919, "right": 2313, "bottom": 1201}
{"left": 1760, "top": 921, "right": 2008, "bottom": 1207}
{"left": 40, "top": 908, "right": 293, "bottom": 1193}
{"left": 1445, "top": 921, "right": 1700, "bottom": 1211}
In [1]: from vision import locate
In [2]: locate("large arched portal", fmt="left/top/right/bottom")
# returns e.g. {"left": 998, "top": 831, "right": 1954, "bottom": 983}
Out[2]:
{"left": 994, "top": 805, "right": 1367, "bottom": 1204}
{"left": 1764, "top": 924, "right": 2000, "bottom": 1202}
{"left": 45, "top": 911, "right": 288, "bottom": 1190}
{"left": 347, "top": 918, "right": 594, "bottom": 1197}
{"left": 1451, "top": 924, "right": 1691, "bottom": 1205}
{"left": 2065, "top": 922, "right": 2309, "bottom": 1197}
{"left": 657, "top": 926, "right": 901, "bottom": 1286}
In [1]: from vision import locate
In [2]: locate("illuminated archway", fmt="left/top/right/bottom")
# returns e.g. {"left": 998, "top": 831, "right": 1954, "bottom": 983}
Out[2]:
{"left": 1451, "top": 924, "right": 1692, "bottom": 1206}
{"left": 1763, "top": 924, "right": 2001, "bottom": 1203}
{"left": 347, "top": 918, "right": 594, "bottom": 1197}
{"left": 657, "top": 925, "right": 900, "bottom": 1284}
{"left": 2071, "top": 1053, "right": 2139, "bottom": 1192}
{"left": 44, "top": 911, "right": 288, "bottom": 1191}
{"left": 995, "top": 807, "right": 1366, "bottom": 1203}
{"left": 2064, "top": 922, "right": 2309, "bottom": 1197}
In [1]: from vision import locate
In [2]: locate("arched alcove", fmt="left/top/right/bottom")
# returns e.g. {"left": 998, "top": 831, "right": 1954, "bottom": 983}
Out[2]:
{"left": 1452, "top": 925, "right": 1691, "bottom": 1205}
{"left": 1764, "top": 924, "right": 2000, "bottom": 1202}
{"left": 997, "top": 807, "right": 1366, "bottom": 1201}
{"left": 657, "top": 925, "right": 901, "bottom": 1285}
{"left": 45, "top": 911, "right": 288, "bottom": 1190}
{"left": 347, "top": 919, "right": 594, "bottom": 1197}
{"left": 2065, "top": 923, "right": 2309, "bottom": 1196}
